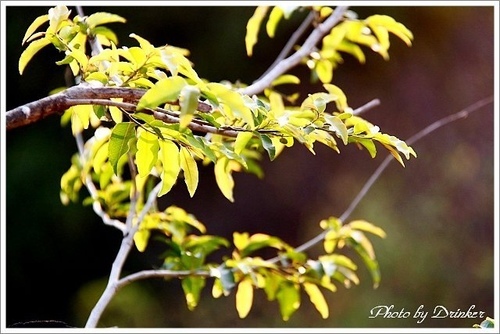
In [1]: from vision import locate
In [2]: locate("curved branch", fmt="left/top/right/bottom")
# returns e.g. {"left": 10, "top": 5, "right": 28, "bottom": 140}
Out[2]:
{"left": 240, "top": 6, "right": 349, "bottom": 96}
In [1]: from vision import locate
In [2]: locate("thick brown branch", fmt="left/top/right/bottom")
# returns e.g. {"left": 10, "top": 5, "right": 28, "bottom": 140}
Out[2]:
{"left": 6, "top": 84, "right": 211, "bottom": 131}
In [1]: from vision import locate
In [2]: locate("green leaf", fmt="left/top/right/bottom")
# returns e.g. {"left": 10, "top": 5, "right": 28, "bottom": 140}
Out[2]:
{"left": 85, "top": 12, "right": 126, "bottom": 29}
{"left": 22, "top": 14, "right": 49, "bottom": 44}
{"left": 276, "top": 281, "right": 300, "bottom": 321}
{"left": 19, "top": 37, "right": 51, "bottom": 74}
{"left": 245, "top": 6, "right": 269, "bottom": 56}
{"left": 303, "top": 282, "right": 329, "bottom": 319}
{"left": 182, "top": 277, "right": 206, "bottom": 311}
{"left": 158, "top": 139, "right": 181, "bottom": 197}
{"left": 350, "top": 238, "right": 381, "bottom": 288}
{"left": 108, "top": 122, "right": 135, "bottom": 175}
{"left": 259, "top": 134, "right": 276, "bottom": 161}
{"left": 179, "top": 85, "right": 200, "bottom": 130}
{"left": 179, "top": 146, "right": 198, "bottom": 197}
{"left": 236, "top": 278, "right": 254, "bottom": 318}
{"left": 136, "top": 129, "right": 159, "bottom": 177}
{"left": 214, "top": 157, "right": 235, "bottom": 202}
{"left": 137, "top": 76, "right": 187, "bottom": 111}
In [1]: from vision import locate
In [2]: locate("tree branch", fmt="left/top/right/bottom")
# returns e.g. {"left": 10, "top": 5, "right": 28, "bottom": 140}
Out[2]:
{"left": 240, "top": 6, "right": 349, "bottom": 97}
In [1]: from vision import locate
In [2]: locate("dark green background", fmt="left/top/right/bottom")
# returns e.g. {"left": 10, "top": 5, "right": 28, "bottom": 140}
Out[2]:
{"left": 4, "top": 5, "right": 495, "bottom": 328}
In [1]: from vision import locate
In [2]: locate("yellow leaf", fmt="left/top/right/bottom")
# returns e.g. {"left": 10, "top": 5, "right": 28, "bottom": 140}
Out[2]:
{"left": 233, "top": 232, "right": 249, "bottom": 251}
{"left": 214, "top": 157, "right": 234, "bottom": 202}
{"left": 136, "top": 129, "right": 159, "bottom": 177}
{"left": 22, "top": 14, "right": 49, "bottom": 45}
{"left": 158, "top": 140, "right": 180, "bottom": 197}
{"left": 266, "top": 6, "right": 283, "bottom": 38}
{"left": 323, "top": 84, "right": 348, "bottom": 112}
{"left": 179, "top": 85, "right": 200, "bottom": 130}
{"left": 133, "top": 229, "right": 150, "bottom": 252}
{"left": 19, "top": 37, "right": 51, "bottom": 74}
{"left": 316, "top": 59, "right": 333, "bottom": 84}
{"left": 234, "top": 131, "right": 253, "bottom": 155}
{"left": 348, "top": 220, "right": 386, "bottom": 239}
{"left": 85, "top": 11, "right": 126, "bottom": 29}
{"left": 180, "top": 146, "right": 199, "bottom": 197}
{"left": 245, "top": 6, "right": 269, "bottom": 56}
{"left": 303, "top": 282, "right": 329, "bottom": 319}
{"left": 236, "top": 278, "right": 254, "bottom": 318}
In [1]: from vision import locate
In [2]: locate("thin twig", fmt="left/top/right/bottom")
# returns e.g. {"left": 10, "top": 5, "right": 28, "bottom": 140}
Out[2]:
{"left": 240, "top": 6, "right": 349, "bottom": 97}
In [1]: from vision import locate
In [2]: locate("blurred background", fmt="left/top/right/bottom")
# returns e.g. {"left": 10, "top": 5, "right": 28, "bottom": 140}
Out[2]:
{"left": 4, "top": 5, "right": 495, "bottom": 329}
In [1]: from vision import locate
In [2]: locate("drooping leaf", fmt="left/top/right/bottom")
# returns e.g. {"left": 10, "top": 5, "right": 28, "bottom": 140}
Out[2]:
{"left": 259, "top": 134, "right": 276, "bottom": 161}
{"left": 136, "top": 129, "right": 159, "bottom": 177}
{"left": 245, "top": 6, "right": 269, "bottom": 56}
{"left": 276, "top": 281, "right": 300, "bottom": 321}
{"left": 133, "top": 229, "right": 151, "bottom": 252}
{"left": 137, "top": 76, "right": 187, "bottom": 111}
{"left": 179, "top": 146, "right": 199, "bottom": 197}
{"left": 235, "top": 278, "right": 254, "bottom": 318}
{"left": 234, "top": 131, "right": 254, "bottom": 155}
{"left": 179, "top": 85, "right": 200, "bottom": 130}
{"left": 266, "top": 6, "right": 283, "bottom": 38}
{"left": 158, "top": 139, "right": 181, "bottom": 197}
{"left": 214, "top": 157, "right": 235, "bottom": 202}
{"left": 108, "top": 122, "right": 135, "bottom": 175}
{"left": 182, "top": 276, "right": 206, "bottom": 311}
{"left": 323, "top": 84, "right": 348, "bottom": 112}
{"left": 303, "top": 282, "right": 329, "bottom": 319}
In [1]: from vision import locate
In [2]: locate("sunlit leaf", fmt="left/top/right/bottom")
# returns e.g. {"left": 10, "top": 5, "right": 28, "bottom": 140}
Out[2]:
{"left": 271, "top": 74, "right": 300, "bottom": 86}
{"left": 137, "top": 76, "right": 187, "bottom": 111}
{"left": 85, "top": 12, "right": 126, "bottom": 29}
{"left": 236, "top": 278, "right": 254, "bottom": 318}
{"left": 19, "top": 37, "right": 51, "bottom": 74}
{"left": 129, "top": 33, "right": 154, "bottom": 53}
{"left": 214, "top": 157, "right": 235, "bottom": 202}
{"left": 158, "top": 139, "right": 181, "bottom": 196}
{"left": 48, "top": 5, "right": 70, "bottom": 33}
{"left": 234, "top": 131, "right": 254, "bottom": 155}
{"left": 179, "top": 146, "right": 199, "bottom": 197}
{"left": 179, "top": 85, "right": 200, "bottom": 130}
{"left": 365, "top": 15, "right": 413, "bottom": 47}
{"left": 22, "top": 14, "right": 49, "bottom": 45}
{"left": 136, "top": 129, "right": 159, "bottom": 177}
{"left": 133, "top": 229, "right": 150, "bottom": 252}
{"left": 266, "top": 6, "right": 283, "bottom": 38}
{"left": 348, "top": 220, "right": 386, "bottom": 239}
{"left": 323, "top": 84, "right": 348, "bottom": 112}
{"left": 245, "top": 6, "right": 269, "bottom": 56}
{"left": 303, "top": 282, "right": 329, "bottom": 319}
{"left": 316, "top": 59, "right": 333, "bottom": 84}
{"left": 108, "top": 122, "right": 135, "bottom": 175}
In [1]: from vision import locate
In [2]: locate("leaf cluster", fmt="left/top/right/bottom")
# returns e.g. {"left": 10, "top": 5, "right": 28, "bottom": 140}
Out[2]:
{"left": 20, "top": 5, "right": 416, "bottom": 323}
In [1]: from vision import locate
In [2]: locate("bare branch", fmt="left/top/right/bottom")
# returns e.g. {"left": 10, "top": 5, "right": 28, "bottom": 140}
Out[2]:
{"left": 240, "top": 6, "right": 349, "bottom": 97}
{"left": 116, "top": 269, "right": 211, "bottom": 290}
